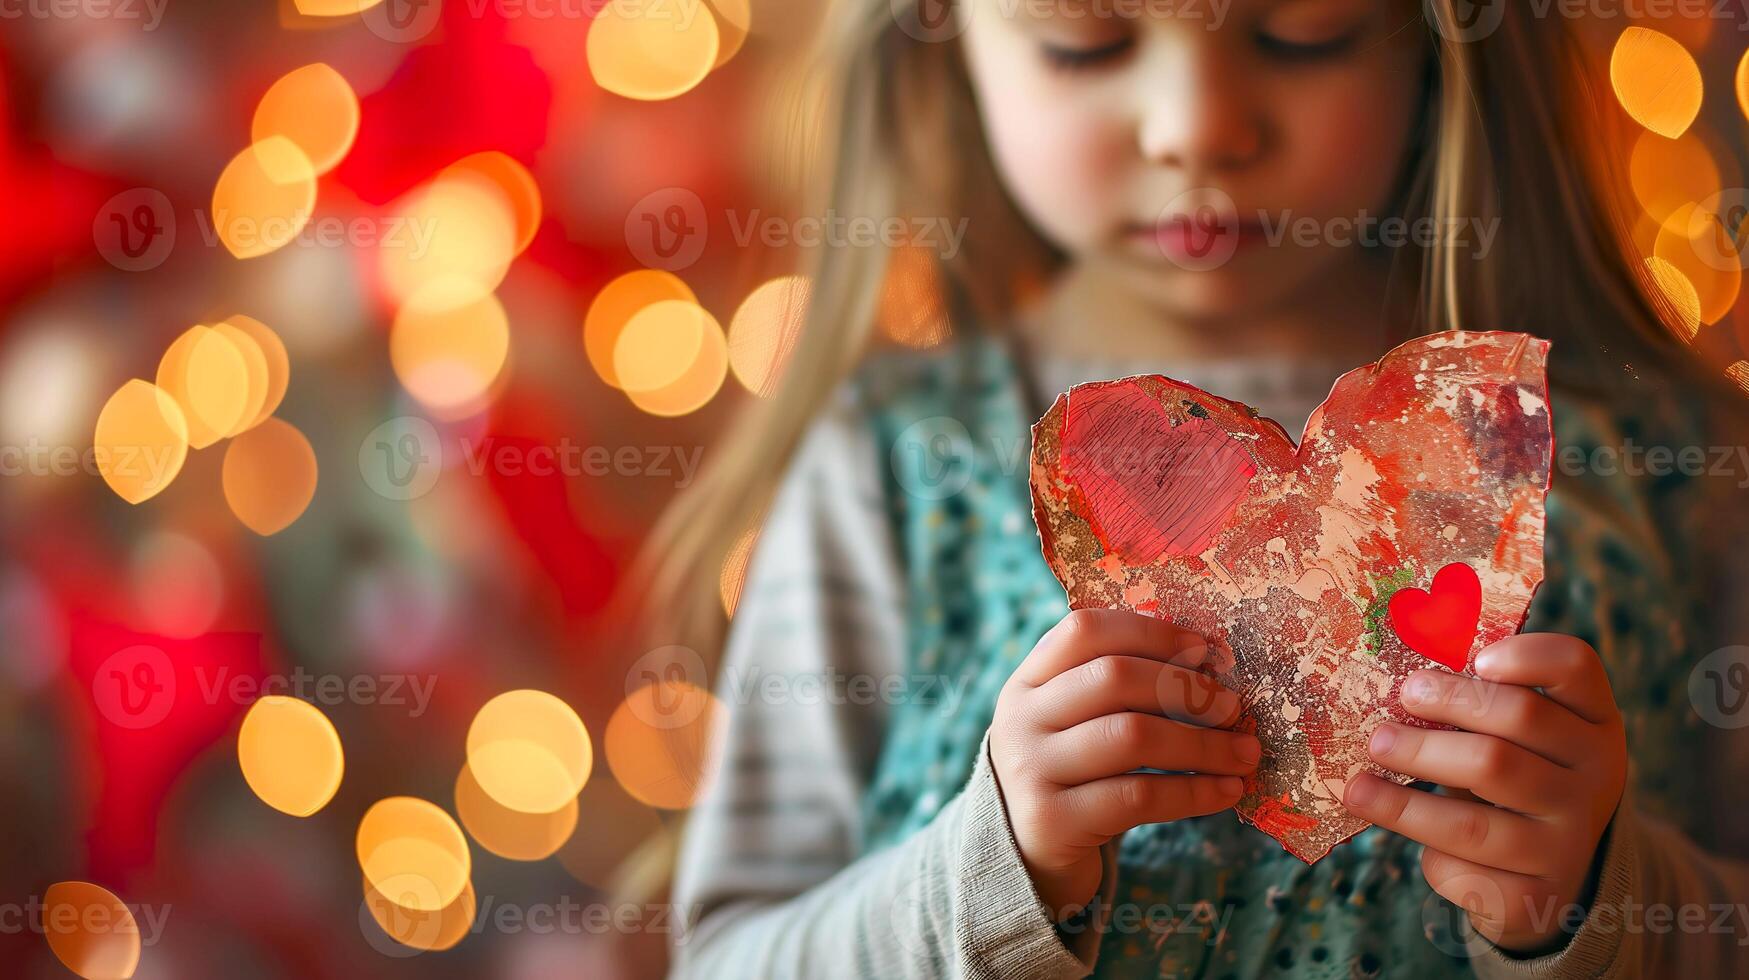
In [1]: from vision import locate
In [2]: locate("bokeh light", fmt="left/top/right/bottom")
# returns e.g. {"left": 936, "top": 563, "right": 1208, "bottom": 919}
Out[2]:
{"left": 603, "top": 679, "right": 726, "bottom": 810}
{"left": 237, "top": 695, "right": 344, "bottom": 817}
{"left": 379, "top": 172, "right": 517, "bottom": 311}
{"left": 707, "top": 0, "right": 752, "bottom": 68}
{"left": 251, "top": 63, "right": 359, "bottom": 176}
{"left": 390, "top": 288, "right": 511, "bottom": 418}
{"left": 293, "top": 0, "right": 385, "bottom": 14}
{"left": 362, "top": 877, "right": 476, "bottom": 953}
{"left": 464, "top": 689, "right": 593, "bottom": 815}
{"left": 41, "top": 881, "right": 140, "bottom": 980}
{"left": 209, "top": 320, "right": 270, "bottom": 436}
{"left": 355, "top": 797, "right": 472, "bottom": 913}
{"left": 719, "top": 526, "right": 758, "bottom": 618}
{"left": 1629, "top": 129, "right": 1719, "bottom": 233}
{"left": 1654, "top": 203, "right": 1742, "bottom": 325}
{"left": 728, "top": 274, "right": 810, "bottom": 398}
{"left": 615, "top": 299, "right": 728, "bottom": 416}
{"left": 879, "top": 244, "right": 951, "bottom": 349}
{"left": 156, "top": 325, "right": 252, "bottom": 448}
{"left": 129, "top": 530, "right": 224, "bottom": 638}
{"left": 222, "top": 417, "right": 319, "bottom": 535}
{"left": 212, "top": 136, "right": 319, "bottom": 259}
{"left": 1646, "top": 255, "right": 1703, "bottom": 340}
{"left": 454, "top": 762, "right": 578, "bottom": 860}
{"left": 1738, "top": 48, "right": 1749, "bottom": 122}
{"left": 584, "top": 269, "right": 697, "bottom": 389}
{"left": 1726, "top": 360, "right": 1749, "bottom": 396}
{"left": 1609, "top": 27, "right": 1703, "bottom": 139}
{"left": 443, "top": 152, "right": 542, "bottom": 257}
{"left": 587, "top": 0, "right": 722, "bottom": 101}
{"left": 221, "top": 314, "right": 291, "bottom": 430}
{"left": 93, "top": 379, "right": 188, "bottom": 504}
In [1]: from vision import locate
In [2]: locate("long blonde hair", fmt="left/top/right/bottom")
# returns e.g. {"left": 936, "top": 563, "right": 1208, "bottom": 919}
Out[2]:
{"left": 632, "top": 0, "right": 1713, "bottom": 655}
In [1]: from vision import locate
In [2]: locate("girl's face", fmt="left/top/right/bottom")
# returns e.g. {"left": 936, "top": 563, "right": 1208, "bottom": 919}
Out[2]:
{"left": 958, "top": 0, "right": 1428, "bottom": 321}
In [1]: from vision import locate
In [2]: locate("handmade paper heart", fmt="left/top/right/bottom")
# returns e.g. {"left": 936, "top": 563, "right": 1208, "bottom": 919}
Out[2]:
{"left": 1029, "top": 331, "right": 1553, "bottom": 863}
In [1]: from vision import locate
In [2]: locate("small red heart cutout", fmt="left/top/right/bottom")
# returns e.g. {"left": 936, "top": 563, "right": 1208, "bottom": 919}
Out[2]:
{"left": 1387, "top": 562, "right": 1483, "bottom": 672}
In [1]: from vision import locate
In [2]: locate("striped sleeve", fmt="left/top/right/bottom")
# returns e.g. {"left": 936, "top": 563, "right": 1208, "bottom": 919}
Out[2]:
{"left": 669, "top": 388, "right": 1101, "bottom": 979}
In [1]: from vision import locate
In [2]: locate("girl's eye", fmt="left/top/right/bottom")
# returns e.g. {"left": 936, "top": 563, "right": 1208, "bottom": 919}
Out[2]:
{"left": 1255, "top": 29, "right": 1359, "bottom": 61}
{"left": 1039, "top": 37, "right": 1134, "bottom": 72}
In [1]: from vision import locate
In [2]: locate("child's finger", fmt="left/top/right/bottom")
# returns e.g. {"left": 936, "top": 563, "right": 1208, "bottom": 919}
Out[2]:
{"left": 1036, "top": 712, "right": 1260, "bottom": 784}
{"left": 1364, "top": 723, "right": 1572, "bottom": 814}
{"left": 1060, "top": 772, "right": 1244, "bottom": 837}
{"left": 1032, "top": 655, "right": 1242, "bottom": 730}
{"left": 1015, "top": 609, "right": 1205, "bottom": 686}
{"left": 1398, "top": 669, "right": 1591, "bottom": 768}
{"left": 1342, "top": 774, "right": 1555, "bottom": 877}
{"left": 1473, "top": 634, "right": 1619, "bottom": 726}
{"left": 1418, "top": 846, "right": 1546, "bottom": 945}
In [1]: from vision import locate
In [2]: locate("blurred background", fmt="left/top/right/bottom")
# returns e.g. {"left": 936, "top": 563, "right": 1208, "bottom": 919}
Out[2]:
{"left": 0, "top": 1, "right": 1745, "bottom": 977}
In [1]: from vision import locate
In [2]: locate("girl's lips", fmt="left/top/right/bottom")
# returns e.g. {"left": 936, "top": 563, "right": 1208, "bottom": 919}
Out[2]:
{"left": 1129, "top": 214, "right": 1266, "bottom": 264}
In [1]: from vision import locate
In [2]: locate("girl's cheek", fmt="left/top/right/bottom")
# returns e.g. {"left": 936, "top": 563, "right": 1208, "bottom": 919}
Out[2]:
{"left": 1271, "top": 78, "right": 1421, "bottom": 216}
{"left": 981, "top": 95, "right": 1132, "bottom": 250}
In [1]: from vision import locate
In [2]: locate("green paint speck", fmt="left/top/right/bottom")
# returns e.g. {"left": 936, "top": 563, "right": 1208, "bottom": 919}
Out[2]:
{"left": 1361, "top": 566, "right": 1417, "bottom": 656}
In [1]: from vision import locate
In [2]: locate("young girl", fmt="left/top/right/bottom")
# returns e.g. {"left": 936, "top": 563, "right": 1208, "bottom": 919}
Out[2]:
{"left": 644, "top": 1, "right": 1749, "bottom": 976}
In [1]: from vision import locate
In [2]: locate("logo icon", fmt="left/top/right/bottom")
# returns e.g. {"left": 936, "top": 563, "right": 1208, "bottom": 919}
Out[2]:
{"left": 1428, "top": 0, "right": 1506, "bottom": 43}
{"left": 1690, "top": 646, "right": 1749, "bottom": 729}
{"left": 362, "top": 0, "right": 444, "bottom": 44}
{"left": 1420, "top": 870, "right": 1507, "bottom": 959}
{"left": 890, "top": 415, "right": 975, "bottom": 501}
{"left": 1153, "top": 188, "right": 1241, "bottom": 272}
{"left": 626, "top": 187, "right": 708, "bottom": 272}
{"left": 625, "top": 645, "right": 709, "bottom": 728}
{"left": 92, "top": 644, "right": 176, "bottom": 729}
{"left": 892, "top": 0, "right": 968, "bottom": 43}
{"left": 359, "top": 416, "right": 443, "bottom": 501}
{"left": 1162, "top": 663, "right": 1225, "bottom": 719}
{"left": 94, "top": 189, "right": 176, "bottom": 272}
{"left": 1688, "top": 189, "right": 1749, "bottom": 274}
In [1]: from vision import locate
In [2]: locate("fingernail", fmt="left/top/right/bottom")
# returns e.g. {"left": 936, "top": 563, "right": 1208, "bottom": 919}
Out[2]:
{"left": 1474, "top": 649, "right": 1497, "bottom": 675}
{"left": 1403, "top": 676, "right": 1433, "bottom": 705}
{"left": 1218, "top": 776, "right": 1243, "bottom": 796}
{"left": 1370, "top": 725, "right": 1396, "bottom": 757}
{"left": 1346, "top": 775, "right": 1379, "bottom": 807}
{"left": 1236, "top": 736, "right": 1261, "bottom": 765}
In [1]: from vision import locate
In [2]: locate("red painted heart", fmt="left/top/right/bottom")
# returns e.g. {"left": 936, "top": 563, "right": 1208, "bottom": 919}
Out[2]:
{"left": 1030, "top": 331, "right": 1553, "bottom": 863}
{"left": 1388, "top": 561, "right": 1483, "bottom": 672}
{"left": 1060, "top": 384, "right": 1257, "bottom": 565}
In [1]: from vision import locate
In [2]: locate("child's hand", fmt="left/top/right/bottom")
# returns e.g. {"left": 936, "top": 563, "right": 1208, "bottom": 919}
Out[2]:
{"left": 1341, "top": 633, "right": 1628, "bottom": 954}
{"left": 989, "top": 609, "right": 1259, "bottom": 919}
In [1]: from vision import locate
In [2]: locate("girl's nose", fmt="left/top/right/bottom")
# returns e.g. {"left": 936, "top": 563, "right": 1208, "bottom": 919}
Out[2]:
{"left": 1134, "top": 42, "right": 1267, "bottom": 174}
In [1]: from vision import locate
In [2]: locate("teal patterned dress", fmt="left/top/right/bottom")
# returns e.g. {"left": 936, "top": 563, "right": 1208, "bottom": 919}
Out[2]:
{"left": 853, "top": 334, "right": 1716, "bottom": 979}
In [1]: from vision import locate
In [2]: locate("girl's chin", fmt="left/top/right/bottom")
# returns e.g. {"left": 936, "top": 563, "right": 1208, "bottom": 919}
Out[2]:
{"left": 1105, "top": 257, "right": 1311, "bottom": 324}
